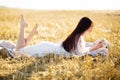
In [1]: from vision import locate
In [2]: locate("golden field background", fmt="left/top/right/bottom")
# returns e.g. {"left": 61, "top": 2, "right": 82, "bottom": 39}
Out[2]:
{"left": 0, "top": 8, "right": 120, "bottom": 80}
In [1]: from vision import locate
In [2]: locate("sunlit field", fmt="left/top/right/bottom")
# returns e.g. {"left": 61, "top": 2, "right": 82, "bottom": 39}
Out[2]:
{"left": 0, "top": 8, "right": 120, "bottom": 80}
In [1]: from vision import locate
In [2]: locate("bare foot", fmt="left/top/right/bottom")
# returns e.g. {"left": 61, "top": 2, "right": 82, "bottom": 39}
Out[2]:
{"left": 25, "top": 24, "right": 39, "bottom": 46}
{"left": 32, "top": 24, "right": 39, "bottom": 35}
{"left": 20, "top": 15, "right": 28, "bottom": 28}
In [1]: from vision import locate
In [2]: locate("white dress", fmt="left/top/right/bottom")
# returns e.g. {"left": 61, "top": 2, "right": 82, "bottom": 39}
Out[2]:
{"left": 19, "top": 36, "right": 109, "bottom": 57}
{"left": 0, "top": 40, "right": 15, "bottom": 49}
{"left": 19, "top": 41, "right": 71, "bottom": 57}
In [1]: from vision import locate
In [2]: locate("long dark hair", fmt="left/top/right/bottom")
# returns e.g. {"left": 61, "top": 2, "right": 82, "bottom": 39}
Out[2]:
{"left": 62, "top": 17, "right": 92, "bottom": 53}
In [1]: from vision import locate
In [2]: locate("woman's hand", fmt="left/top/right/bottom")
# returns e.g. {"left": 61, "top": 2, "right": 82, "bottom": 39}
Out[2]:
{"left": 89, "top": 41, "right": 103, "bottom": 52}
{"left": 96, "top": 41, "right": 104, "bottom": 48}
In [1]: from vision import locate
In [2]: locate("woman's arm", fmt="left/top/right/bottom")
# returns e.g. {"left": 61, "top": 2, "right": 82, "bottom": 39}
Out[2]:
{"left": 89, "top": 41, "right": 103, "bottom": 52}
{"left": 85, "top": 38, "right": 106, "bottom": 52}
{"left": 77, "top": 42, "right": 103, "bottom": 56}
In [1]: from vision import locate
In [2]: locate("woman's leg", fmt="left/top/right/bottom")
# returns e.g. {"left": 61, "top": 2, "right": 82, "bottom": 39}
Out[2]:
{"left": 15, "top": 15, "right": 28, "bottom": 50}
{"left": 24, "top": 24, "right": 38, "bottom": 46}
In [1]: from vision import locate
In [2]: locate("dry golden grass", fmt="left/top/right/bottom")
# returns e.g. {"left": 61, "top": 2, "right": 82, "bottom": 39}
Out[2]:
{"left": 0, "top": 8, "right": 120, "bottom": 80}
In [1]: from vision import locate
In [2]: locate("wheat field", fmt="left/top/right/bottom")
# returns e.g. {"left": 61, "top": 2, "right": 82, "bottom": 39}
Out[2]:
{"left": 0, "top": 8, "right": 120, "bottom": 80}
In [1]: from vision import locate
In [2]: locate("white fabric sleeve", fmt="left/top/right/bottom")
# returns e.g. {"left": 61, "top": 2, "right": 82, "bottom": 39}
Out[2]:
{"left": 85, "top": 42, "right": 94, "bottom": 47}
{"left": 81, "top": 47, "right": 90, "bottom": 56}
{"left": 77, "top": 46, "right": 90, "bottom": 56}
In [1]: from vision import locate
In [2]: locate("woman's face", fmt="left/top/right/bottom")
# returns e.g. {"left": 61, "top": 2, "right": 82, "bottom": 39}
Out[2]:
{"left": 86, "top": 22, "right": 94, "bottom": 33}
